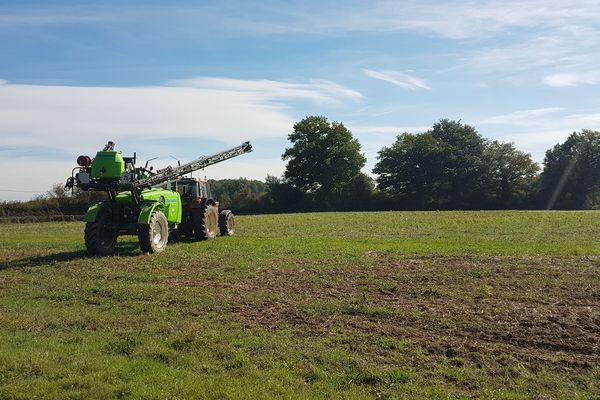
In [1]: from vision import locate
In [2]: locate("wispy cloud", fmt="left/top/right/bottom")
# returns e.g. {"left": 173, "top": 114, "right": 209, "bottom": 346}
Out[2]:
{"left": 543, "top": 71, "right": 600, "bottom": 87}
{"left": 363, "top": 69, "right": 430, "bottom": 91}
{"left": 166, "top": 77, "right": 364, "bottom": 105}
{"left": 0, "top": 11, "right": 104, "bottom": 27}
{"left": 464, "top": 24, "right": 600, "bottom": 78}
{"left": 4, "top": 2, "right": 599, "bottom": 82}
{"left": 477, "top": 108, "right": 564, "bottom": 127}
{"left": 7, "top": 1, "right": 599, "bottom": 38}
{"left": 477, "top": 107, "right": 600, "bottom": 161}
{"left": 244, "top": 1, "right": 600, "bottom": 39}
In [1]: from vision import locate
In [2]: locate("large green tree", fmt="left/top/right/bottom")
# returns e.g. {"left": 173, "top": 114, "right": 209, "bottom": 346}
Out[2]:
{"left": 374, "top": 120, "right": 489, "bottom": 209}
{"left": 482, "top": 141, "right": 540, "bottom": 209}
{"left": 429, "top": 120, "right": 489, "bottom": 208}
{"left": 282, "top": 116, "right": 367, "bottom": 207}
{"left": 537, "top": 130, "right": 600, "bottom": 209}
{"left": 373, "top": 120, "right": 540, "bottom": 210}
{"left": 373, "top": 132, "right": 447, "bottom": 209}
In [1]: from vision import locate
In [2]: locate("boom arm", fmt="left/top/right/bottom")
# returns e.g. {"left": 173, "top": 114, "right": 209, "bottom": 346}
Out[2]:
{"left": 133, "top": 141, "right": 253, "bottom": 189}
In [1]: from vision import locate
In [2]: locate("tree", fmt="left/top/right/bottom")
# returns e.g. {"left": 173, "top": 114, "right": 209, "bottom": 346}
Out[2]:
{"left": 373, "top": 120, "right": 489, "bottom": 209}
{"left": 482, "top": 141, "right": 539, "bottom": 209}
{"left": 537, "top": 130, "right": 600, "bottom": 209}
{"left": 429, "top": 120, "right": 489, "bottom": 209}
{"left": 264, "top": 175, "right": 308, "bottom": 212}
{"left": 373, "top": 132, "right": 447, "bottom": 209}
{"left": 373, "top": 120, "right": 542, "bottom": 210}
{"left": 282, "top": 116, "right": 367, "bottom": 208}
{"left": 337, "top": 172, "right": 375, "bottom": 210}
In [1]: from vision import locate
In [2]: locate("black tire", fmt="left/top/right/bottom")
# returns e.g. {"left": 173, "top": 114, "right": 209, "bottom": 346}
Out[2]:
{"left": 138, "top": 210, "right": 169, "bottom": 254}
{"left": 219, "top": 210, "right": 235, "bottom": 236}
{"left": 192, "top": 205, "right": 218, "bottom": 241}
{"left": 84, "top": 209, "right": 117, "bottom": 256}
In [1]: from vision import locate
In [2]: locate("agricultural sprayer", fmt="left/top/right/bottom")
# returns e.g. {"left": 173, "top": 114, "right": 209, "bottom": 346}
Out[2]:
{"left": 65, "top": 141, "right": 253, "bottom": 255}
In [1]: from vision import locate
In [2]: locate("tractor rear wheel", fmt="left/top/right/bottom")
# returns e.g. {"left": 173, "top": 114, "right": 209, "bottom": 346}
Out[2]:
{"left": 193, "top": 205, "right": 218, "bottom": 241}
{"left": 84, "top": 210, "right": 117, "bottom": 256}
{"left": 138, "top": 210, "right": 169, "bottom": 254}
{"left": 219, "top": 210, "right": 235, "bottom": 236}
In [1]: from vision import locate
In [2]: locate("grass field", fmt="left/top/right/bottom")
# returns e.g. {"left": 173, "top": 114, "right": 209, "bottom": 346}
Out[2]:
{"left": 0, "top": 211, "right": 599, "bottom": 399}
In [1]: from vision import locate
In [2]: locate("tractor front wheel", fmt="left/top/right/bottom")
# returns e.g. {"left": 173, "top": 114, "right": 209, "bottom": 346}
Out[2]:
{"left": 138, "top": 210, "right": 169, "bottom": 254}
{"left": 219, "top": 210, "right": 235, "bottom": 236}
{"left": 84, "top": 210, "right": 117, "bottom": 256}
{"left": 193, "top": 205, "right": 218, "bottom": 241}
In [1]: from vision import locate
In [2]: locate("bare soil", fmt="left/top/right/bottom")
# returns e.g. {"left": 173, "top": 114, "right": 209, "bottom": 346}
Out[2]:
{"left": 168, "top": 254, "right": 600, "bottom": 372}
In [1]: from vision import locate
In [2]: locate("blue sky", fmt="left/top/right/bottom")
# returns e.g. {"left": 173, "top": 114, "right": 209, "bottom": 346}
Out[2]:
{"left": 1, "top": 0, "right": 599, "bottom": 200}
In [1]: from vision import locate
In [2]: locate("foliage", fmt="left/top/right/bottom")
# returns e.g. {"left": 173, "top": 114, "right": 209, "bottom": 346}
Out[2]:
{"left": 208, "top": 178, "right": 268, "bottom": 214}
{"left": 263, "top": 175, "right": 310, "bottom": 213}
{"left": 373, "top": 120, "right": 540, "bottom": 210}
{"left": 482, "top": 141, "right": 540, "bottom": 209}
{"left": 282, "top": 116, "right": 367, "bottom": 209}
{"left": 373, "top": 132, "right": 447, "bottom": 209}
{"left": 536, "top": 129, "right": 600, "bottom": 209}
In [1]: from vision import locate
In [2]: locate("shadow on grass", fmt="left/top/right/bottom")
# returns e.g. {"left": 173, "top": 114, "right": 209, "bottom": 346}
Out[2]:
{"left": 0, "top": 243, "right": 141, "bottom": 270}
{"left": 168, "top": 234, "right": 198, "bottom": 244}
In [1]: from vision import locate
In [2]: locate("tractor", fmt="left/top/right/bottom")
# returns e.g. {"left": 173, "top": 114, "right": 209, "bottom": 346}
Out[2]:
{"left": 160, "top": 177, "right": 235, "bottom": 241}
{"left": 65, "top": 141, "right": 252, "bottom": 255}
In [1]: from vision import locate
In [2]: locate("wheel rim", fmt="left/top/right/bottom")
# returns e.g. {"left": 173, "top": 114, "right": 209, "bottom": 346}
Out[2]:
{"left": 152, "top": 217, "right": 167, "bottom": 247}
{"left": 227, "top": 215, "right": 235, "bottom": 234}
{"left": 206, "top": 208, "right": 217, "bottom": 236}
{"left": 152, "top": 224, "right": 162, "bottom": 245}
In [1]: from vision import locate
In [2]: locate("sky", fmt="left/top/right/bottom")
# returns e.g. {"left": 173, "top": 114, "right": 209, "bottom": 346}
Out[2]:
{"left": 1, "top": 0, "right": 599, "bottom": 200}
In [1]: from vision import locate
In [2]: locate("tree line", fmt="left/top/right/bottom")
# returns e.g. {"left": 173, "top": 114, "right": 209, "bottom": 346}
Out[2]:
{"left": 2, "top": 115, "right": 599, "bottom": 217}
{"left": 266, "top": 116, "right": 599, "bottom": 212}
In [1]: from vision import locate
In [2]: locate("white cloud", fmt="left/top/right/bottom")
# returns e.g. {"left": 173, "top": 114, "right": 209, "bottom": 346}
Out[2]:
{"left": 543, "top": 71, "right": 600, "bottom": 87}
{"left": 0, "top": 77, "right": 361, "bottom": 152}
{"left": 167, "top": 77, "right": 364, "bottom": 104}
{"left": 0, "top": 83, "right": 288, "bottom": 151}
{"left": 0, "top": 79, "right": 7, "bottom": 85}
{"left": 477, "top": 108, "right": 564, "bottom": 127}
{"left": 363, "top": 69, "right": 431, "bottom": 90}
{"left": 0, "top": 77, "right": 361, "bottom": 200}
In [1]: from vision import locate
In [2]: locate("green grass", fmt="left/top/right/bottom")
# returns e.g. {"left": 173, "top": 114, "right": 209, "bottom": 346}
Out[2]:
{"left": 0, "top": 211, "right": 599, "bottom": 399}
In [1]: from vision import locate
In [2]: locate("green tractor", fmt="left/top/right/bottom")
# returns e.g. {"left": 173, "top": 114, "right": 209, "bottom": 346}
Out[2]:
{"left": 65, "top": 141, "right": 253, "bottom": 255}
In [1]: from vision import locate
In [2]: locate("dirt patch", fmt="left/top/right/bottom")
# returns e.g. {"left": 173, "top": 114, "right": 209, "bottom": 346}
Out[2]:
{"left": 210, "top": 255, "right": 600, "bottom": 370}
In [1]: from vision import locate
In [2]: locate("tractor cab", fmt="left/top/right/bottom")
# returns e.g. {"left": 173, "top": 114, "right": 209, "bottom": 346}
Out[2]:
{"left": 161, "top": 178, "right": 212, "bottom": 201}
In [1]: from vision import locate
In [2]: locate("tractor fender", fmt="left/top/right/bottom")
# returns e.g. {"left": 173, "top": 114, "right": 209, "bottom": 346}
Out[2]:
{"left": 138, "top": 201, "right": 164, "bottom": 224}
{"left": 84, "top": 201, "right": 111, "bottom": 223}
